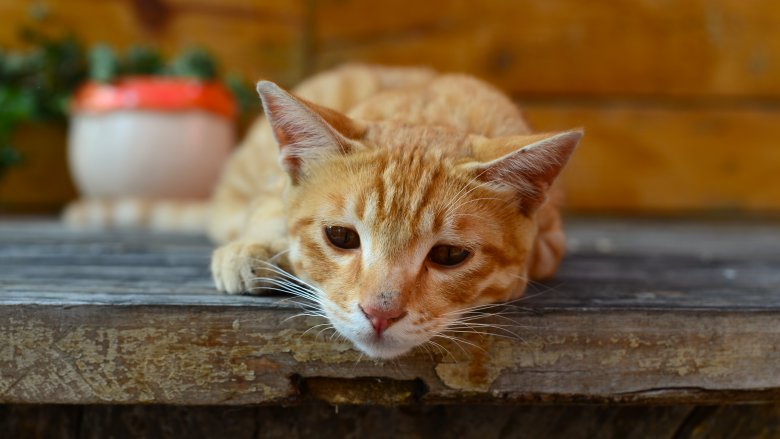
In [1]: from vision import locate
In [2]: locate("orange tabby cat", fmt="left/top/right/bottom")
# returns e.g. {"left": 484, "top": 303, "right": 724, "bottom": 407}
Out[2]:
{"left": 209, "top": 64, "right": 581, "bottom": 359}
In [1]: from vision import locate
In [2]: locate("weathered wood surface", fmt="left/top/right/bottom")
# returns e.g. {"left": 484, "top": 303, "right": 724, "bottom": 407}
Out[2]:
{"left": 0, "top": 218, "right": 779, "bottom": 405}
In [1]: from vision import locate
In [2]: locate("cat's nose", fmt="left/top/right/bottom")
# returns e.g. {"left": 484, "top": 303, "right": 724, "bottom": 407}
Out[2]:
{"left": 359, "top": 305, "right": 407, "bottom": 336}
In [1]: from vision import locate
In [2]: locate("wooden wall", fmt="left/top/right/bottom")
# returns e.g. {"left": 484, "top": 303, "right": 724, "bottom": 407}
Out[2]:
{"left": 2, "top": 0, "right": 779, "bottom": 214}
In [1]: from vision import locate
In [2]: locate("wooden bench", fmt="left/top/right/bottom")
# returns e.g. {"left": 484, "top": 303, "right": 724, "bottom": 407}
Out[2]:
{"left": 2, "top": 218, "right": 779, "bottom": 436}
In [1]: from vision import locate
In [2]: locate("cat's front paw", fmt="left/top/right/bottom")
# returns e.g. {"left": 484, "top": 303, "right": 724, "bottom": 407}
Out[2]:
{"left": 211, "top": 240, "right": 289, "bottom": 294}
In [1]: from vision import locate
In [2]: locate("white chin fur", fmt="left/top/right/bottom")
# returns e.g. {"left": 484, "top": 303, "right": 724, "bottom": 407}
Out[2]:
{"left": 326, "top": 307, "right": 429, "bottom": 359}
{"left": 350, "top": 337, "right": 416, "bottom": 359}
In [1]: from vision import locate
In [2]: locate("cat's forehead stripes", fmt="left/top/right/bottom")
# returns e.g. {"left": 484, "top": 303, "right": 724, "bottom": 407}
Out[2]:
{"left": 355, "top": 149, "right": 450, "bottom": 241}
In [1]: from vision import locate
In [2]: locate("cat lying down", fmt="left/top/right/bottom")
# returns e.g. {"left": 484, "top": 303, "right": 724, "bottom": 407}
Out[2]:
{"left": 209, "top": 64, "right": 582, "bottom": 359}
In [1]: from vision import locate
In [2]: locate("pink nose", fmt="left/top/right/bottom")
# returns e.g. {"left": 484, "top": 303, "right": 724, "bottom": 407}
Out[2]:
{"left": 360, "top": 305, "right": 407, "bottom": 336}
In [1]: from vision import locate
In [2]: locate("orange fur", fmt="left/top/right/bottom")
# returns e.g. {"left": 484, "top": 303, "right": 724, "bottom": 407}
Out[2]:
{"left": 210, "top": 64, "right": 581, "bottom": 358}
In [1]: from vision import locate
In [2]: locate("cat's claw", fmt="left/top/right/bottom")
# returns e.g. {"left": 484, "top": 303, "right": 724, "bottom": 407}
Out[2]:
{"left": 211, "top": 240, "right": 289, "bottom": 294}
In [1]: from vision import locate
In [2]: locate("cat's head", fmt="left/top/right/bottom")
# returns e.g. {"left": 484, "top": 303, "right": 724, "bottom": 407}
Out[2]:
{"left": 257, "top": 81, "right": 581, "bottom": 359}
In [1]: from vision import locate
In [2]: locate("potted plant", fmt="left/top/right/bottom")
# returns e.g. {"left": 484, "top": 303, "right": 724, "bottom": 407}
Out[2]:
{"left": 0, "top": 23, "right": 257, "bottom": 213}
{"left": 69, "top": 47, "right": 239, "bottom": 200}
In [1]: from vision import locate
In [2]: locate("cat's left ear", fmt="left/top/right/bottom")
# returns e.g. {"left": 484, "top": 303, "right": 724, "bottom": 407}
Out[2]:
{"left": 256, "top": 80, "right": 366, "bottom": 183}
{"left": 464, "top": 130, "right": 583, "bottom": 214}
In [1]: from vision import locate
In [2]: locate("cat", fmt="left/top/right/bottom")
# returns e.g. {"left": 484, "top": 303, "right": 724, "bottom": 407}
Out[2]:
{"left": 209, "top": 64, "right": 581, "bottom": 359}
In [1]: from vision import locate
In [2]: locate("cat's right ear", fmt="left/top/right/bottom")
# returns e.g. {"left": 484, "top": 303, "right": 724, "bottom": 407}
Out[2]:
{"left": 463, "top": 130, "right": 583, "bottom": 215}
{"left": 256, "top": 81, "right": 366, "bottom": 183}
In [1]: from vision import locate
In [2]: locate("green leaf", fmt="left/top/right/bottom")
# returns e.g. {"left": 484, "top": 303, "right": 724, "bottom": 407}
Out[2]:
{"left": 224, "top": 74, "right": 258, "bottom": 116}
{"left": 122, "top": 45, "right": 163, "bottom": 76}
{"left": 167, "top": 47, "right": 217, "bottom": 80}
{"left": 0, "top": 86, "right": 36, "bottom": 122}
{"left": 89, "top": 44, "right": 118, "bottom": 83}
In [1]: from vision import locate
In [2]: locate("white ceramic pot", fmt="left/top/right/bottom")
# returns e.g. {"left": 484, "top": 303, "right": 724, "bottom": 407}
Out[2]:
{"left": 69, "top": 110, "right": 232, "bottom": 198}
{"left": 68, "top": 78, "right": 236, "bottom": 199}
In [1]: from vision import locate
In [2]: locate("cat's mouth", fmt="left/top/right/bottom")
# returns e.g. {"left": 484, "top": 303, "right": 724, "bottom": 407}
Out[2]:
{"left": 351, "top": 334, "right": 415, "bottom": 359}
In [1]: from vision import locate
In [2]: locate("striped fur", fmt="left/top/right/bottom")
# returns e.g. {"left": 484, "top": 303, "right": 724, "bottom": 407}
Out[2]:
{"left": 209, "top": 64, "right": 582, "bottom": 358}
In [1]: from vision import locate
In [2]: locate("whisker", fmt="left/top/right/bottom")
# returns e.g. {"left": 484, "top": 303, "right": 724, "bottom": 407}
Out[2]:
{"left": 446, "top": 171, "right": 495, "bottom": 210}
{"left": 283, "top": 311, "right": 328, "bottom": 323}
{"left": 426, "top": 339, "right": 454, "bottom": 361}
{"left": 277, "top": 297, "right": 321, "bottom": 309}
{"left": 352, "top": 352, "right": 365, "bottom": 371}
{"left": 444, "top": 327, "right": 521, "bottom": 341}
{"left": 300, "top": 322, "right": 334, "bottom": 338}
{"left": 451, "top": 313, "right": 529, "bottom": 327}
{"left": 450, "top": 197, "right": 510, "bottom": 213}
{"left": 290, "top": 315, "right": 329, "bottom": 324}
{"left": 252, "top": 260, "right": 325, "bottom": 295}
{"left": 447, "top": 320, "right": 525, "bottom": 330}
{"left": 416, "top": 343, "right": 436, "bottom": 362}
{"left": 316, "top": 325, "right": 337, "bottom": 340}
{"left": 433, "top": 333, "right": 484, "bottom": 355}
{"left": 249, "top": 277, "right": 322, "bottom": 302}
{"left": 249, "top": 283, "right": 320, "bottom": 302}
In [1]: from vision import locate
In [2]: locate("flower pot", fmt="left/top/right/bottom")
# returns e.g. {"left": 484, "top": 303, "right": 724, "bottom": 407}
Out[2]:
{"left": 68, "top": 77, "right": 236, "bottom": 199}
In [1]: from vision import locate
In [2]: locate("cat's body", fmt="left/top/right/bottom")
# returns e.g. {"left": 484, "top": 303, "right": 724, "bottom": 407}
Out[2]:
{"left": 210, "top": 64, "right": 581, "bottom": 358}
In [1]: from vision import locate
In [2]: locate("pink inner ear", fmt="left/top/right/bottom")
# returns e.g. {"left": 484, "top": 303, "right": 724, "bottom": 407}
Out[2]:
{"left": 478, "top": 130, "right": 582, "bottom": 215}
{"left": 257, "top": 81, "right": 339, "bottom": 180}
{"left": 257, "top": 80, "right": 367, "bottom": 183}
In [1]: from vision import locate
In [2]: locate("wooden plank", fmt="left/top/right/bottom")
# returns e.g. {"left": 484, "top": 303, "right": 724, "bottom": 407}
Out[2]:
{"left": 0, "top": 304, "right": 778, "bottom": 405}
{"left": 5, "top": 0, "right": 780, "bottom": 97}
{"left": 2, "top": 219, "right": 780, "bottom": 308}
{"left": 0, "top": 220, "right": 779, "bottom": 405}
{"left": 312, "top": 0, "right": 780, "bottom": 98}
{"left": 0, "top": 0, "right": 306, "bottom": 84}
{"left": 525, "top": 103, "right": 780, "bottom": 213}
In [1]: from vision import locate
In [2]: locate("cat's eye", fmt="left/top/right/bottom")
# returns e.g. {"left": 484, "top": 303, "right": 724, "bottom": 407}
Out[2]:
{"left": 428, "top": 245, "right": 470, "bottom": 267}
{"left": 325, "top": 226, "right": 360, "bottom": 249}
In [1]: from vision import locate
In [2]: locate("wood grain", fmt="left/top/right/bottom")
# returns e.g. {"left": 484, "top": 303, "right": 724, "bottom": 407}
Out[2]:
{"left": 524, "top": 103, "right": 780, "bottom": 213}
{"left": 4, "top": 0, "right": 780, "bottom": 96}
{"left": 312, "top": 0, "right": 780, "bottom": 98}
{"left": 0, "top": 0, "right": 306, "bottom": 84}
{"left": 0, "top": 123, "right": 77, "bottom": 213}
{"left": 1, "top": 220, "right": 779, "bottom": 405}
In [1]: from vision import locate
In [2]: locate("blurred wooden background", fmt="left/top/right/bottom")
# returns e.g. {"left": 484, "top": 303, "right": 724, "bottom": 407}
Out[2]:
{"left": 2, "top": 0, "right": 779, "bottom": 215}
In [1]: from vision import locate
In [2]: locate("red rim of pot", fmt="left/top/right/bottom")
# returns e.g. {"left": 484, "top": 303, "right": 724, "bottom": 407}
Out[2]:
{"left": 71, "top": 76, "right": 237, "bottom": 119}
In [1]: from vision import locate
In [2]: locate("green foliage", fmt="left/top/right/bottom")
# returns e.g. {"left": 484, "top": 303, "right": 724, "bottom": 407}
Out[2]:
{"left": 124, "top": 45, "right": 163, "bottom": 76}
{"left": 225, "top": 74, "right": 260, "bottom": 121}
{"left": 87, "top": 46, "right": 229, "bottom": 83}
{"left": 167, "top": 47, "right": 218, "bottom": 80}
{"left": 0, "top": 30, "right": 86, "bottom": 121}
{"left": 0, "top": 28, "right": 86, "bottom": 177}
{"left": 88, "top": 44, "right": 119, "bottom": 83}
